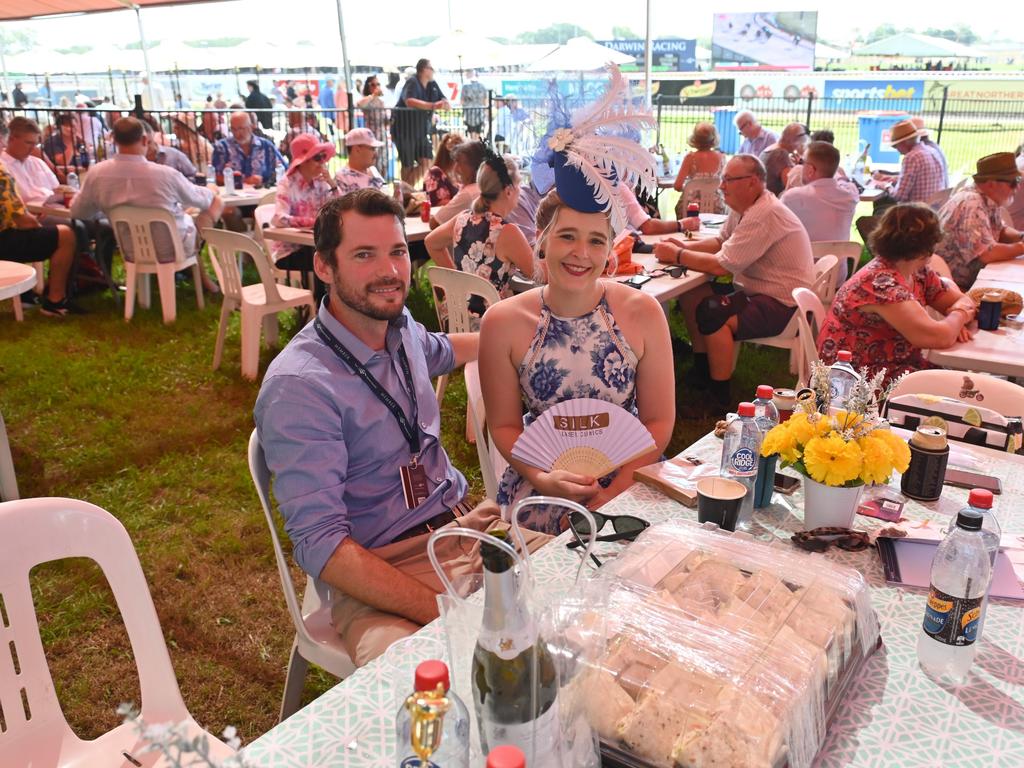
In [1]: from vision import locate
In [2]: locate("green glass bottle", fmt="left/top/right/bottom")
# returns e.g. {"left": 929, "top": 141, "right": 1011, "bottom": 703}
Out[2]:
{"left": 472, "top": 531, "right": 559, "bottom": 767}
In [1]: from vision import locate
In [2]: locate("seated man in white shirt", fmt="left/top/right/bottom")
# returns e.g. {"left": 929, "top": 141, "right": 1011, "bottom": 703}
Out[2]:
{"left": 654, "top": 155, "right": 814, "bottom": 411}
{"left": 335, "top": 128, "right": 386, "bottom": 195}
{"left": 430, "top": 140, "right": 485, "bottom": 228}
{"left": 780, "top": 141, "right": 859, "bottom": 279}
{"left": 1, "top": 116, "right": 61, "bottom": 206}
{"left": 70, "top": 117, "right": 223, "bottom": 293}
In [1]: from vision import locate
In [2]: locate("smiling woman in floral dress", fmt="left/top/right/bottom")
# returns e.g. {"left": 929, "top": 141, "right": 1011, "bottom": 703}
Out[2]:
{"left": 478, "top": 189, "right": 675, "bottom": 533}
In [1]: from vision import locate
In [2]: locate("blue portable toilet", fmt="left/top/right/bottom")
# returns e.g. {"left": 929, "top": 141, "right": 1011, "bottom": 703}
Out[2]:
{"left": 857, "top": 111, "right": 909, "bottom": 165}
{"left": 712, "top": 108, "right": 740, "bottom": 155}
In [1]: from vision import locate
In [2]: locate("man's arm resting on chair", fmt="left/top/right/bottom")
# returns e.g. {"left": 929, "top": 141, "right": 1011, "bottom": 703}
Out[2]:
{"left": 319, "top": 537, "right": 440, "bottom": 626}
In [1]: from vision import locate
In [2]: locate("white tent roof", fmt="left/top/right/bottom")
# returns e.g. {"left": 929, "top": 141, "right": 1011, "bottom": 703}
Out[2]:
{"left": 524, "top": 36, "right": 634, "bottom": 72}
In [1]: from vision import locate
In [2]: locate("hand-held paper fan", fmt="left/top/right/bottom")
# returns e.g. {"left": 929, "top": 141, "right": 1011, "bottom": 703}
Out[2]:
{"left": 511, "top": 398, "right": 656, "bottom": 478}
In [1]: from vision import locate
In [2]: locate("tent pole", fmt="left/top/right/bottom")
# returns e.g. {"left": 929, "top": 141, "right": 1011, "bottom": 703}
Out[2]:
{"left": 333, "top": 0, "right": 353, "bottom": 94}
{"left": 0, "top": 36, "right": 8, "bottom": 104}
{"left": 644, "top": 0, "right": 652, "bottom": 109}
{"left": 129, "top": 3, "right": 155, "bottom": 108}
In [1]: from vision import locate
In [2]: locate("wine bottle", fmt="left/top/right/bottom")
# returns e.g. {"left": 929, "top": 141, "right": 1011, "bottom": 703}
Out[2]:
{"left": 472, "top": 531, "right": 560, "bottom": 767}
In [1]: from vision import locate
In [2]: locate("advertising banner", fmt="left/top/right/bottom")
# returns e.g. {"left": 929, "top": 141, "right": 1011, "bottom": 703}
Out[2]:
{"left": 653, "top": 79, "right": 735, "bottom": 106}
{"left": 925, "top": 79, "right": 1024, "bottom": 106}
{"left": 596, "top": 39, "right": 697, "bottom": 72}
{"left": 712, "top": 12, "right": 817, "bottom": 70}
{"left": 824, "top": 79, "right": 924, "bottom": 112}
{"left": 734, "top": 74, "right": 825, "bottom": 102}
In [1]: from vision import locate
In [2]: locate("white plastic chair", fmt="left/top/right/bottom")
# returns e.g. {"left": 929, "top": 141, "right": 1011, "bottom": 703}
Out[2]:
{"left": 463, "top": 361, "right": 510, "bottom": 500}
{"left": 258, "top": 189, "right": 278, "bottom": 206}
{"left": 0, "top": 409, "right": 18, "bottom": 501}
{"left": 811, "top": 240, "right": 861, "bottom": 288}
{"left": 247, "top": 430, "right": 355, "bottom": 721}
{"left": 886, "top": 370, "right": 1024, "bottom": 418}
{"left": 739, "top": 255, "right": 838, "bottom": 382}
{"left": 426, "top": 266, "right": 500, "bottom": 416}
{"left": 253, "top": 203, "right": 301, "bottom": 287}
{"left": 791, "top": 287, "right": 827, "bottom": 388}
{"left": 204, "top": 229, "right": 316, "bottom": 381}
{"left": 0, "top": 497, "right": 235, "bottom": 766}
{"left": 108, "top": 205, "right": 205, "bottom": 324}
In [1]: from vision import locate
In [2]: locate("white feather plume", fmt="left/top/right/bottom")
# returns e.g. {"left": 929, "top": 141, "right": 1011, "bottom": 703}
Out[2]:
{"left": 557, "top": 64, "right": 658, "bottom": 229}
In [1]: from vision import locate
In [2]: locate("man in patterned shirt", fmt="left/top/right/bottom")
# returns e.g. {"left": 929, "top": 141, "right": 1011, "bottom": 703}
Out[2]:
{"left": 936, "top": 152, "right": 1024, "bottom": 290}
{"left": 0, "top": 165, "right": 79, "bottom": 316}
{"left": 211, "top": 111, "right": 286, "bottom": 231}
{"left": 873, "top": 119, "right": 946, "bottom": 206}
{"left": 335, "top": 128, "right": 385, "bottom": 196}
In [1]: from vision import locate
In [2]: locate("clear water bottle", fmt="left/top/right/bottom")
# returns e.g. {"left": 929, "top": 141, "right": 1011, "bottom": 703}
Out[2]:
{"left": 66, "top": 171, "right": 79, "bottom": 191}
{"left": 958, "top": 488, "right": 1001, "bottom": 637}
{"left": 916, "top": 510, "right": 991, "bottom": 684}
{"left": 274, "top": 159, "right": 286, "bottom": 186}
{"left": 828, "top": 350, "right": 860, "bottom": 410}
{"left": 395, "top": 659, "right": 470, "bottom": 767}
{"left": 721, "top": 402, "right": 762, "bottom": 525}
{"left": 752, "top": 385, "right": 779, "bottom": 508}
{"left": 223, "top": 163, "right": 236, "bottom": 193}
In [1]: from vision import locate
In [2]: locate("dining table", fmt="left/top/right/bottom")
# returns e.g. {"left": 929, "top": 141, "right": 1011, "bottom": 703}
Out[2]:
{"left": 262, "top": 215, "right": 431, "bottom": 249}
{"left": 0, "top": 261, "right": 40, "bottom": 321}
{"left": 241, "top": 428, "right": 1024, "bottom": 768}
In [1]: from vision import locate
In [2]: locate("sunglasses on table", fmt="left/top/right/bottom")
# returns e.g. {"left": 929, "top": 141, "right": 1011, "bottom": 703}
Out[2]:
{"left": 566, "top": 511, "right": 650, "bottom": 567}
{"left": 646, "top": 265, "right": 685, "bottom": 279}
{"left": 790, "top": 527, "right": 870, "bottom": 553}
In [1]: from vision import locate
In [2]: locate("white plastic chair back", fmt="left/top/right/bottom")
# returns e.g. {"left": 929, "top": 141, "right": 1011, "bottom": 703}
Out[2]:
{"left": 258, "top": 189, "right": 278, "bottom": 206}
{"left": 926, "top": 187, "right": 953, "bottom": 211}
{"left": 205, "top": 229, "right": 285, "bottom": 305}
{"left": 0, "top": 497, "right": 234, "bottom": 765}
{"left": 792, "top": 287, "right": 827, "bottom": 387}
{"left": 811, "top": 241, "right": 861, "bottom": 287}
{"left": 253, "top": 203, "right": 276, "bottom": 251}
{"left": 463, "top": 361, "right": 509, "bottom": 500}
{"left": 0, "top": 409, "right": 18, "bottom": 501}
{"left": 680, "top": 175, "right": 726, "bottom": 214}
{"left": 426, "top": 266, "right": 501, "bottom": 334}
{"left": 108, "top": 205, "right": 186, "bottom": 266}
{"left": 811, "top": 253, "right": 840, "bottom": 305}
{"left": 886, "top": 370, "right": 1024, "bottom": 420}
{"left": 247, "top": 431, "right": 355, "bottom": 720}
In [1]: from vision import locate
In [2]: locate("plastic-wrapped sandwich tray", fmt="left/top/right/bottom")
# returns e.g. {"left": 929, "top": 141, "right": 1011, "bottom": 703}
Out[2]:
{"left": 564, "top": 521, "right": 880, "bottom": 768}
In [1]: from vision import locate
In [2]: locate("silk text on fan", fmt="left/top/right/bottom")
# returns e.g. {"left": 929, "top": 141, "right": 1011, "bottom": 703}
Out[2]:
{"left": 552, "top": 413, "right": 610, "bottom": 431}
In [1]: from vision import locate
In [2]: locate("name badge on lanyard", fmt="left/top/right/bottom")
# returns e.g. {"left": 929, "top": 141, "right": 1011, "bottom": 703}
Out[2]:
{"left": 400, "top": 458, "right": 431, "bottom": 509}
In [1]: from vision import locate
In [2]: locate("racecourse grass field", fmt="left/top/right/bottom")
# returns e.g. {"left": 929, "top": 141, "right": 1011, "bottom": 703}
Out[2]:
{"left": 0, "top": 266, "right": 790, "bottom": 744}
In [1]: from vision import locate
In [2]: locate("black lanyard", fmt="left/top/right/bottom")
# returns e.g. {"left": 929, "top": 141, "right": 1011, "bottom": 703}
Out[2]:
{"left": 314, "top": 317, "right": 420, "bottom": 457}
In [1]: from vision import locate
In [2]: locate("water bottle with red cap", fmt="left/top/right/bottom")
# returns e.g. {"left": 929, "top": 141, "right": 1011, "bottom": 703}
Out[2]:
{"left": 957, "top": 488, "right": 1002, "bottom": 637}
{"left": 487, "top": 745, "right": 527, "bottom": 768}
{"left": 720, "top": 401, "right": 763, "bottom": 525}
{"left": 395, "top": 659, "right": 470, "bottom": 767}
{"left": 827, "top": 350, "right": 860, "bottom": 410}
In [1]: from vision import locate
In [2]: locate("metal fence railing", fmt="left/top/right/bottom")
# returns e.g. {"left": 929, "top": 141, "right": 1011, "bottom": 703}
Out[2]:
{"left": 5, "top": 91, "right": 1022, "bottom": 187}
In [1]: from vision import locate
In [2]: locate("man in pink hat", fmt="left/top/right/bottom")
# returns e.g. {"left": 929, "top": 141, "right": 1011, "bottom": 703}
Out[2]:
{"left": 270, "top": 132, "right": 341, "bottom": 303}
{"left": 336, "top": 128, "right": 386, "bottom": 196}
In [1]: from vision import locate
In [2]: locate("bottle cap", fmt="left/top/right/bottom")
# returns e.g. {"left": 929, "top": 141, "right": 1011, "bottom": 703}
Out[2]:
{"left": 955, "top": 511, "right": 983, "bottom": 531}
{"left": 837, "top": 350, "right": 853, "bottom": 362}
{"left": 756, "top": 385, "right": 774, "bottom": 400}
{"left": 414, "top": 660, "right": 450, "bottom": 693}
{"left": 737, "top": 402, "right": 755, "bottom": 417}
{"left": 487, "top": 745, "right": 527, "bottom": 768}
{"left": 968, "top": 488, "right": 994, "bottom": 509}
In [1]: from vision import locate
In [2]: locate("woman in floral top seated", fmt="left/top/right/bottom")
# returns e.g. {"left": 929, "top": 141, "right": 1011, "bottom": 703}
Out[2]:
{"left": 476, "top": 189, "right": 675, "bottom": 534}
{"left": 817, "top": 203, "right": 977, "bottom": 384}
{"left": 270, "top": 133, "right": 340, "bottom": 303}
{"left": 424, "top": 151, "right": 534, "bottom": 312}
{"left": 423, "top": 132, "right": 462, "bottom": 207}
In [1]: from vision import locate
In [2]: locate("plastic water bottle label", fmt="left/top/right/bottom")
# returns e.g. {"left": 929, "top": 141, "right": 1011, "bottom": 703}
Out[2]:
{"left": 400, "top": 759, "right": 439, "bottom": 768}
{"left": 922, "top": 585, "right": 983, "bottom": 646}
{"left": 729, "top": 447, "right": 757, "bottom": 476}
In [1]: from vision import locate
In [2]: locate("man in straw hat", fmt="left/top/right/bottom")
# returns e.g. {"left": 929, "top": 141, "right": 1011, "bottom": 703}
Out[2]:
{"left": 872, "top": 118, "right": 946, "bottom": 207}
{"left": 912, "top": 116, "right": 948, "bottom": 188}
{"left": 936, "top": 152, "right": 1024, "bottom": 290}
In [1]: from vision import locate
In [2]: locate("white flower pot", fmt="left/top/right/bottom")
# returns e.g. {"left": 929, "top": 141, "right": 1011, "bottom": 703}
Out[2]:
{"left": 802, "top": 476, "right": 864, "bottom": 530}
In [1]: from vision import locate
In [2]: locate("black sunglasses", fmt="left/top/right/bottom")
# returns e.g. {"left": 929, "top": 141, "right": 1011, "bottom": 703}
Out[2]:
{"left": 312, "top": 152, "right": 328, "bottom": 162}
{"left": 647, "top": 266, "right": 685, "bottom": 279}
{"left": 566, "top": 511, "right": 649, "bottom": 567}
{"left": 790, "top": 527, "right": 870, "bottom": 553}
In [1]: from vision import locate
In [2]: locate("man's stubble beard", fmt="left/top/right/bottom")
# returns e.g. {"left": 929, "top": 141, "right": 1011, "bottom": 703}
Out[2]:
{"left": 332, "top": 274, "right": 409, "bottom": 322}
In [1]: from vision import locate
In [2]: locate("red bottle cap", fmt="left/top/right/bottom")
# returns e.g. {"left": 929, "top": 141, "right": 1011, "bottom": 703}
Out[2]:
{"left": 414, "top": 660, "right": 450, "bottom": 693}
{"left": 487, "top": 745, "right": 527, "bottom": 768}
{"left": 837, "top": 350, "right": 853, "bottom": 362}
{"left": 737, "top": 402, "right": 755, "bottom": 417}
{"left": 968, "top": 488, "right": 994, "bottom": 509}
{"left": 756, "top": 385, "right": 774, "bottom": 400}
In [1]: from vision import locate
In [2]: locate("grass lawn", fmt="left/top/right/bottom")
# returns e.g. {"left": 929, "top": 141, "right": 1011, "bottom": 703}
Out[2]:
{"left": 0, "top": 265, "right": 791, "bottom": 744}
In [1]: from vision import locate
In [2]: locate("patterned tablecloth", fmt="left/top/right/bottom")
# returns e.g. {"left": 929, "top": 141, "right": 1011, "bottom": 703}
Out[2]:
{"left": 242, "top": 431, "right": 1024, "bottom": 767}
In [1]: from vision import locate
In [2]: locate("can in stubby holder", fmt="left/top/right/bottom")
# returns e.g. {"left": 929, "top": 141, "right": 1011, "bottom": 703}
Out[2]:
{"left": 900, "top": 426, "right": 949, "bottom": 501}
{"left": 753, "top": 453, "right": 778, "bottom": 508}
{"left": 232, "top": 170, "right": 243, "bottom": 190}
{"left": 686, "top": 201, "right": 700, "bottom": 218}
{"left": 978, "top": 291, "right": 1003, "bottom": 331}
{"left": 420, "top": 200, "right": 431, "bottom": 223}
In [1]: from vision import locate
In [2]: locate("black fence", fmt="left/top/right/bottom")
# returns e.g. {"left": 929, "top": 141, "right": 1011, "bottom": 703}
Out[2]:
{"left": 5, "top": 91, "right": 1023, "bottom": 189}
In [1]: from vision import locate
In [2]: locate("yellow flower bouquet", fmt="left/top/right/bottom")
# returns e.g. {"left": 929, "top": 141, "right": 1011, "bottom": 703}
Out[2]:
{"left": 760, "top": 363, "right": 909, "bottom": 529}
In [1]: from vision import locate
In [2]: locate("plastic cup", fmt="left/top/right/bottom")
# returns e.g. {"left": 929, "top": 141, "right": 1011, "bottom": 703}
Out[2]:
{"left": 696, "top": 477, "right": 748, "bottom": 531}
{"left": 383, "top": 634, "right": 447, "bottom": 715}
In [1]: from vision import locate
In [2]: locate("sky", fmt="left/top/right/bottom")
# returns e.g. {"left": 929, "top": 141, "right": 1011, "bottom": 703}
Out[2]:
{"left": 2, "top": 0, "right": 1013, "bottom": 52}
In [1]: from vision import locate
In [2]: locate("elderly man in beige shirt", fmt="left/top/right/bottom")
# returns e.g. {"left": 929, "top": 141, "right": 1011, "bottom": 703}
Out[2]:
{"left": 655, "top": 154, "right": 814, "bottom": 412}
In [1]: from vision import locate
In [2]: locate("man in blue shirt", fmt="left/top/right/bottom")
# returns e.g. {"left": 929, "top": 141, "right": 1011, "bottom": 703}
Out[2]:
{"left": 212, "top": 111, "right": 286, "bottom": 230}
{"left": 318, "top": 78, "right": 336, "bottom": 111}
{"left": 254, "top": 189, "right": 547, "bottom": 665}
